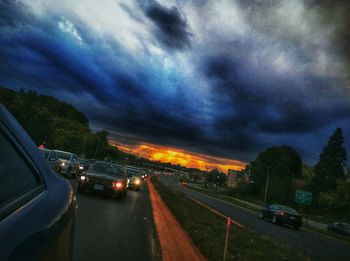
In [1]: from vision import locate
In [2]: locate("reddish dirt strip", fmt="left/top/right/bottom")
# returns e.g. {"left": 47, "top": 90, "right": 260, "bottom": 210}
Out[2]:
{"left": 148, "top": 180, "right": 206, "bottom": 261}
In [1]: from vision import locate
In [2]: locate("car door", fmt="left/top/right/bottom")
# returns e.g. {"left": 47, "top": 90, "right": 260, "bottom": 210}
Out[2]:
{"left": 0, "top": 105, "right": 75, "bottom": 261}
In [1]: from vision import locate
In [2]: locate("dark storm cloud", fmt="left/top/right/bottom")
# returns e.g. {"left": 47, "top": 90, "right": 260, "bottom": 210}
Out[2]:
{"left": 1, "top": 0, "right": 350, "bottom": 164}
{"left": 145, "top": 2, "right": 192, "bottom": 50}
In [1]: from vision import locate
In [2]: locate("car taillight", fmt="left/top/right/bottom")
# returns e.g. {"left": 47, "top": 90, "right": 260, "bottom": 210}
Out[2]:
{"left": 279, "top": 211, "right": 285, "bottom": 216}
{"left": 113, "top": 181, "right": 123, "bottom": 189}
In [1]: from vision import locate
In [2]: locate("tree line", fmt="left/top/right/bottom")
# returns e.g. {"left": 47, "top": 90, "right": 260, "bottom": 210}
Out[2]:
{"left": 0, "top": 87, "right": 127, "bottom": 160}
{"left": 233, "top": 128, "right": 349, "bottom": 219}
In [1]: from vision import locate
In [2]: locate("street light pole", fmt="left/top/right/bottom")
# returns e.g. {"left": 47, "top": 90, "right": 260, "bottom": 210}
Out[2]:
{"left": 263, "top": 171, "right": 270, "bottom": 204}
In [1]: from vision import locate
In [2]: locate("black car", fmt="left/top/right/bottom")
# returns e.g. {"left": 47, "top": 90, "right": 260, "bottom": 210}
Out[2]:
{"left": 77, "top": 158, "right": 91, "bottom": 174}
{"left": 327, "top": 223, "right": 350, "bottom": 236}
{"left": 77, "top": 161, "right": 128, "bottom": 199}
{"left": 0, "top": 103, "right": 76, "bottom": 260}
{"left": 38, "top": 148, "right": 60, "bottom": 172}
{"left": 260, "top": 204, "right": 302, "bottom": 230}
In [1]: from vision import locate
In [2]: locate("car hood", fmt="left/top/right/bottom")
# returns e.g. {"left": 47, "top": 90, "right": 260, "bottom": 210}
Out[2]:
{"left": 86, "top": 172, "right": 124, "bottom": 182}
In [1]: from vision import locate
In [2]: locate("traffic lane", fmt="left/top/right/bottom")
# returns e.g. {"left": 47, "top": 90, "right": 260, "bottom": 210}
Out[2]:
{"left": 159, "top": 175, "right": 350, "bottom": 261}
{"left": 71, "top": 180, "right": 159, "bottom": 261}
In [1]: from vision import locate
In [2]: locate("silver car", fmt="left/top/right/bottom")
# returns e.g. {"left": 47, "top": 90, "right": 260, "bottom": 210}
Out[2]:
{"left": 54, "top": 150, "right": 79, "bottom": 178}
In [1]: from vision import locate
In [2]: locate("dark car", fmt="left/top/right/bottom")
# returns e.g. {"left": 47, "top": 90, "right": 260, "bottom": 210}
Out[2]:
{"left": 77, "top": 158, "right": 91, "bottom": 174}
{"left": 0, "top": 103, "right": 76, "bottom": 260}
{"left": 260, "top": 204, "right": 302, "bottom": 230}
{"left": 54, "top": 150, "right": 79, "bottom": 178}
{"left": 38, "top": 148, "right": 60, "bottom": 172}
{"left": 77, "top": 161, "right": 128, "bottom": 199}
{"left": 126, "top": 166, "right": 142, "bottom": 191}
{"left": 327, "top": 223, "right": 350, "bottom": 236}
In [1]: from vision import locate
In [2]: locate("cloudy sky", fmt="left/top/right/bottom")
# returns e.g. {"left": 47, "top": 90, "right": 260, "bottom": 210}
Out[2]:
{"left": 0, "top": 0, "right": 349, "bottom": 171}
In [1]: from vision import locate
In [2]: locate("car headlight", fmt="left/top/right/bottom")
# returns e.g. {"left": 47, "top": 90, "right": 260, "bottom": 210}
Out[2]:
{"left": 61, "top": 162, "right": 65, "bottom": 166}
{"left": 79, "top": 166, "right": 84, "bottom": 170}
{"left": 135, "top": 179, "right": 141, "bottom": 185}
{"left": 80, "top": 175, "right": 89, "bottom": 181}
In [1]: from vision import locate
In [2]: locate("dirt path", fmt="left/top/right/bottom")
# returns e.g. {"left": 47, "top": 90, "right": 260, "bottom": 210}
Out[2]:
{"left": 148, "top": 180, "right": 206, "bottom": 261}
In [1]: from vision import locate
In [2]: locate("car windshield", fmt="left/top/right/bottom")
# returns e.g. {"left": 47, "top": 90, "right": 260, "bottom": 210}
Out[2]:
{"left": 78, "top": 158, "right": 88, "bottom": 164}
{"left": 56, "top": 151, "right": 71, "bottom": 160}
{"left": 89, "top": 163, "right": 124, "bottom": 176}
{"left": 126, "top": 168, "right": 140, "bottom": 177}
{"left": 278, "top": 206, "right": 298, "bottom": 215}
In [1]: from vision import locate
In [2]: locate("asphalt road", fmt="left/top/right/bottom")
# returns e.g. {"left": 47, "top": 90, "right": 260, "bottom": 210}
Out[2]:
{"left": 70, "top": 180, "right": 159, "bottom": 261}
{"left": 159, "top": 175, "right": 350, "bottom": 261}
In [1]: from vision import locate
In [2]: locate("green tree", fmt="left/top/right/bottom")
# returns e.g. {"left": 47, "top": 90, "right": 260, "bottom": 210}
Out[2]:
{"left": 301, "top": 164, "right": 315, "bottom": 185}
{"left": 312, "top": 128, "right": 347, "bottom": 197}
{"left": 319, "top": 179, "right": 350, "bottom": 219}
{"left": 250, "top": 146, "right": 302, "bottom": 203}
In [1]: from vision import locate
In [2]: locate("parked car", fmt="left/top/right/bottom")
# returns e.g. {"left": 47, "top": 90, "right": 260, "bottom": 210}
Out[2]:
{"left": 54, "top": 150, "right": 79, "bottom": 178}
{"left": 260, "top": 204, "right": 303, "bottom": 230}
{"left": 77, "top": 161, "right": 128, "bottom": 199}
{"left": 126, "top": 166, "right": 142, "bottom": 191}
{"left": 327, "top": 223, "right": 350, "bottom": 236}
{"left": 0, "top": 103, "right": 76, "bottom": 260}
{"left": 38, "top": 148, "right": 60, "bottom": 172}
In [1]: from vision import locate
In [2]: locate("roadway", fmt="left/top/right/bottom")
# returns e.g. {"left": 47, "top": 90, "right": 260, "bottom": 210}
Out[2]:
{"left": 70, "top": 180, "right": 159, "bottom": 261}
{"left": 159, "top": 175, "right": 350, "bottom": 261}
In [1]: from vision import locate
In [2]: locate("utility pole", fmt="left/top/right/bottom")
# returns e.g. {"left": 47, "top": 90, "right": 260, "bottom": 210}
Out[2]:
{"left": 263, "top": 171, "right": 270, "bottom": 204}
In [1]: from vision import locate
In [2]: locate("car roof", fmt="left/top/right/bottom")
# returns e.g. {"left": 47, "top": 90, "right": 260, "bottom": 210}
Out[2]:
{"left": 39, "top": 148, "right": 50, "bottom": 152}
{"left": 54, "top": 150, "right": 73, "bottom": 154}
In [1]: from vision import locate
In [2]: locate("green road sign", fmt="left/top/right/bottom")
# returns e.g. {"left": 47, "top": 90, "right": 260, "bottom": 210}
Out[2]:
{"left": 295, "top": 190, "right": 312, "bottom": 205}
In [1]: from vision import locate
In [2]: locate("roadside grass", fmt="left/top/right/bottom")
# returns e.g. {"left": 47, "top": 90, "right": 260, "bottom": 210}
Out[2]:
{"left": 185, "top": 184, "right": 261, "bottom": 212}
{"left": 152, "top": 177, "right": 311, "bottom": 261}
{"left": 185, "top": 183, "right": 350, "bottom": 244}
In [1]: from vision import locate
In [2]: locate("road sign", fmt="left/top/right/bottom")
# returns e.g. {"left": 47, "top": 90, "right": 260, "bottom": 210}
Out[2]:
{"left": 295, "top": 190, "right": 312, "bottom": 205}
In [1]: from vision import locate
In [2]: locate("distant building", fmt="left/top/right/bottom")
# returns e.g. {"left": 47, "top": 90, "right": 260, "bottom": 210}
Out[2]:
{"left": 226, "top": 170, "right": 240, "bottom": 188}
{"left": 226, "top": 168, "right": 250, "bottom": 188}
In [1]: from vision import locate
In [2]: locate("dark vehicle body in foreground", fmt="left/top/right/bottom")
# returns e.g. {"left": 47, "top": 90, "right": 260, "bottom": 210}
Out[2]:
{"left": 125, "top": 166, "right": 143, "bottom": 191}
{"left": 260, "top": 204, "right": 302, "bottom": 229}
{"left": 327, "top": 222, "right": 350, "bottom": 236}
{"left": 0, "top": 103, "right": 76, "bottom": 261}
{"left": 78, "top": 161, "right": 128, "bottom": 199}
{"left": 38, "top": 148, "right": 60, "bottom": 172}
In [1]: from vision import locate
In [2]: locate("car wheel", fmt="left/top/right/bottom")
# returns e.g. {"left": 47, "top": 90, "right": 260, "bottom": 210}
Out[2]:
{"left": 272, "top": 215, "right": 278, "bottom": 224}
{"left": 259, "top": 212, "right": 265, "bottom": 220}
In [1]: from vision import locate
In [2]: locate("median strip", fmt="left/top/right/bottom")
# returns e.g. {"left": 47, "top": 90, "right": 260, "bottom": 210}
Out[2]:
{"left": 148, "top": 179, "right": 206, "bottom": 261}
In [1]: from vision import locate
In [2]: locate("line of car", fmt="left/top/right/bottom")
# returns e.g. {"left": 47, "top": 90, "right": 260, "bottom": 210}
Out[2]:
{"left": 38, "top": 147, "right": 149, "bottom": 200}
{"left": 1, "top": 102, "right": 151, "bottom": 260}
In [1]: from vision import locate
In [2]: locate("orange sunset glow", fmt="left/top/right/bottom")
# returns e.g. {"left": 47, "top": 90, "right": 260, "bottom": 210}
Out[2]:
{"left": 111, "top": 142, "right": 246, "bottom": 173}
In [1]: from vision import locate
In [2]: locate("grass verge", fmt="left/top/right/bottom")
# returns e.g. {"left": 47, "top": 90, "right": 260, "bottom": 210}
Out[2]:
{"left": 152, "top": 177, "right": 311, "bottom": 261}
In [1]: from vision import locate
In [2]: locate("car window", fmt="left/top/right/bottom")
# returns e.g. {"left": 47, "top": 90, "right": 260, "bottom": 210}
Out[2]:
{"left": 0, "top": 131, "right": 40, "bottom": 208}
{"left": 279, "top": 206, "right": 298, "bottom": 214}
{"left": 56, "top": 151, "right": 71, "bottom": 160}
{"left": 126, "top": 168, "right": 140, "bottom": 176}
{"left": 49, "top": 151, "right": 57, "bottom": 161}
{"left": 89, "top": 163, "right": 124, "bottom": 176}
